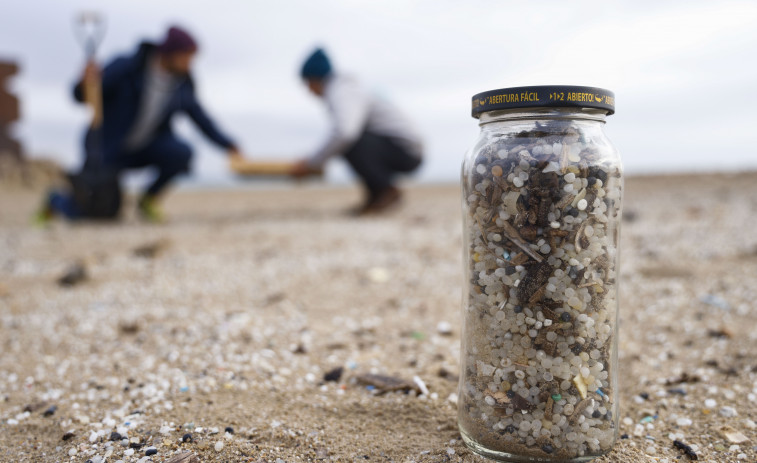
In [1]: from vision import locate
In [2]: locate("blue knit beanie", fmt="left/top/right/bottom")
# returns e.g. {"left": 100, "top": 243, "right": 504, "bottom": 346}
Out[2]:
{"left": 300, "top": 48, "right": 332, "bottom": 80}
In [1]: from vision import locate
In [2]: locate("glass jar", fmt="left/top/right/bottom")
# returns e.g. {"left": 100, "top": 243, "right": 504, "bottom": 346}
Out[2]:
{"left": 458, "top": 86, "right": 622, "bottom": 462}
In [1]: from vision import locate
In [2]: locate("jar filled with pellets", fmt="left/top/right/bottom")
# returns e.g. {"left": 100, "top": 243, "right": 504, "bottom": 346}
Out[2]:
{"left": 458, "top": 85, "right": 622, "bottom": 462}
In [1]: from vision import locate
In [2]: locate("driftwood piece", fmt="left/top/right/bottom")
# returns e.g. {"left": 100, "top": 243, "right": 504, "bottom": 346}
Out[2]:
{"left": 231, "top": 158, "right": 323, "bottom": 177}
{"left": 569, "top": 398, "right": 593, "bottom": 424}
{"left": 501, "top": 221, "right": 544, "bottom": 263}
{"left": 355, "top": 373, "right": 420, "bottom": 395}
{"left": 165, "top": 452, "right": 200, "bottom": 463}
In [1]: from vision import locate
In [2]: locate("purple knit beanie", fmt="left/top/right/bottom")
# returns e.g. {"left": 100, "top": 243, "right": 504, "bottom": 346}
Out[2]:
{"left": 158, "top": 26, "right": 198, "bottom": 55}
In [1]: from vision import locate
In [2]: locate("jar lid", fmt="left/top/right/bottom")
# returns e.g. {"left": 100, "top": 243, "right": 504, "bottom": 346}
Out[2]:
{"left": 471, "top": 85, "right": 615, "bottom": 118}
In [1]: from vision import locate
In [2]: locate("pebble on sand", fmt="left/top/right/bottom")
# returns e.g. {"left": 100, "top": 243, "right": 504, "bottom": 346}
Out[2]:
{"left": 720, "top": 425, "right": 749, "bottom": 444}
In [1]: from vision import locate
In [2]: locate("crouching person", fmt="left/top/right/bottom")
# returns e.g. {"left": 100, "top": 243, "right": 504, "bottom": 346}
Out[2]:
{"left": 43, "top": 26, "right": 243, "bottom": 222}
{"left": 291, "top": 48, "right": 423, "bottom": 215}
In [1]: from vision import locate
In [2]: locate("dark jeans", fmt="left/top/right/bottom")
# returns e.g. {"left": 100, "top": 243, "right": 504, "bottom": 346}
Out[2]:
{"left": 109, "top": 133, "right": 192, "bottom": 197}
{"left": 343, "top": 132, "right": 422, "bottom": 200}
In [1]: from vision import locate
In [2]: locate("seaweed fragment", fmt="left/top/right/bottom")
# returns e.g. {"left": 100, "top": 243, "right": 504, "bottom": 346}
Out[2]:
{"left": 672, "top": 440, "right": 698, "bottom": 460}
{"left": 517, "top": 261, "right": 552, "bottom": 302}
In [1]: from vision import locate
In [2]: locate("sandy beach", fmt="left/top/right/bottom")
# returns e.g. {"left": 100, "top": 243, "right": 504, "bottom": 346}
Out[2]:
{"left": 1, "top": 173, "right": 756, "bottom": 462}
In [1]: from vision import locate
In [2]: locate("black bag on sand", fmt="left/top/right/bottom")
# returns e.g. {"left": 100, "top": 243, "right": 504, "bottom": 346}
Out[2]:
{"left": 67, "top": 167, "right": 122, "bottom": 219}
{"left": 66, "top": 125, "right": 123, "bottom": 219}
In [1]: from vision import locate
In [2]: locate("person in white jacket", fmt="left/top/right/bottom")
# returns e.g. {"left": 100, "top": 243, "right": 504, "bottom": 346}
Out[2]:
{"left": 291, "top": 48, "right": 423, "bottom": 215}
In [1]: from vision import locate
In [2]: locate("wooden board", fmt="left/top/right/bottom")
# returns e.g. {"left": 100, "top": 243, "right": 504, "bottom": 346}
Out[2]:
{"left": 230, "top": 159, "right": 322, "bottom": 177}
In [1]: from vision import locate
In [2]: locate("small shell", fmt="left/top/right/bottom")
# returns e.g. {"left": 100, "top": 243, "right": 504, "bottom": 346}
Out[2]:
{"left": 571, "top": 188, "right": 587, "bottom": 208}
{"left": 573, "top": 374, "right": 588, "bottom": 399}
{"left": 719, "top": 425, "right": 750, "bottom": 444}
{"left": 556, "top": 194, "right": 575, "bottom": 209}
{"left": 573, "top": 218, "right": 596, "bottom": 253}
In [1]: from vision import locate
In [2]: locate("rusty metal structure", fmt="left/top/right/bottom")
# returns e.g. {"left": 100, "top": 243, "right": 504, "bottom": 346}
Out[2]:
{"left": 0, "top": 60, "right": 22, "bottom": 158}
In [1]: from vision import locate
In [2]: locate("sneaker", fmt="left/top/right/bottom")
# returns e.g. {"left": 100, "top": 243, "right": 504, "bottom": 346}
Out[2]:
{"left": 138, "top": 195, "right": 165, "bottom": 223}
{"left": 32, "top": 207, "right": 53, "bottom": 228}
{"left": 32, "top": 192, "right": 58, "bottom": 227}
{"left": 351, "top": 187, "right": 403, "bottom": 216}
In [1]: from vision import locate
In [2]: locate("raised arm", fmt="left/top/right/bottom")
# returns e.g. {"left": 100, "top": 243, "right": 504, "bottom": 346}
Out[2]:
{"left": 72, "top": 56, "right": 132, "bottom": 103}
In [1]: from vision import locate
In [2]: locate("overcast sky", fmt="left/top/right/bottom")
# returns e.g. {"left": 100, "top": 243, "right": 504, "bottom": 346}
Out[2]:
{"left": 2, "top": 1, "right": 756, "bottom": 185}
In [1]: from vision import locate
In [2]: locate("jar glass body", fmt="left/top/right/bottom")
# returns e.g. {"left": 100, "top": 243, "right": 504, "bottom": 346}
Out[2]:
{"left": 458, "top": 108, "right": 622, "bottom": 462}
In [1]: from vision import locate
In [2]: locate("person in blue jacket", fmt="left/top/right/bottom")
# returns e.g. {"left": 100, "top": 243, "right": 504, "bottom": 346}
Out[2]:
{"left": 70, "top": 26, "right": 243, "bottom": 221}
